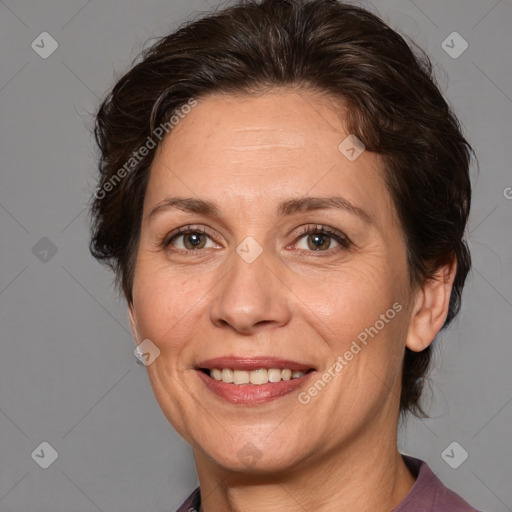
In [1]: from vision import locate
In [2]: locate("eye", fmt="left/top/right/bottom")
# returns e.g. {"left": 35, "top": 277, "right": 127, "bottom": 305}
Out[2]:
{"left": 164, "top": 225, "right": 219, "bottom": 251}
{"left": 161, "top": 224, "right": 351, "bottom": 255}
{"left": 293, "top": 224, "right": 350, "bottom": 253}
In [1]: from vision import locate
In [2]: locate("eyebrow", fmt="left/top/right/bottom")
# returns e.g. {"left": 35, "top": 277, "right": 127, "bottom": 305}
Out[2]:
{"left": 148, "top": 196, "right": 372, "bottom": 224}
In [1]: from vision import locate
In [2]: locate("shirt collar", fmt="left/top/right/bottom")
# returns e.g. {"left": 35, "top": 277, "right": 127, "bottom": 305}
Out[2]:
{"left": 175, "top": 455, "right": 478, "bottom": 512}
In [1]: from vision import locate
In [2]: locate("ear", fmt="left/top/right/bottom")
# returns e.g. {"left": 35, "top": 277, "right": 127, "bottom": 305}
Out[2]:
{"left": 128, "top": 304, "right": 140, "bottom": 344}
{"left": 406, "top": 258, "right": 457, "bottom": 352}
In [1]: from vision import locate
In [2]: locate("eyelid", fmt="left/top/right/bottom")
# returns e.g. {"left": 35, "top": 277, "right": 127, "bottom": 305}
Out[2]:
{"left": 162, "top": 223, "right": 351, "bottom": 254}
{"left": 163, "top": 224, "right": 220, "bottom": 247}
{"left": 292, "top": 224, "right": 349, "bottom": 243}
{"left": 288, "top": 224, "right": 351, "bottom": 252}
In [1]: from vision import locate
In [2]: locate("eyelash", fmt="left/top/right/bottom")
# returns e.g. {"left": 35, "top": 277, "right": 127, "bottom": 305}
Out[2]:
{"left": 292, "top": 225, "right": 351, "bottom": 253}
{"left": 161, "top": 224, "right": 351, "bottom": 257}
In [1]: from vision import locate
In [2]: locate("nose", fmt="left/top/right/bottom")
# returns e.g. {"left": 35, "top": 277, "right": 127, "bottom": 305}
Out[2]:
{"left": 209, "top": 248, "right": 292, "bottom": 335}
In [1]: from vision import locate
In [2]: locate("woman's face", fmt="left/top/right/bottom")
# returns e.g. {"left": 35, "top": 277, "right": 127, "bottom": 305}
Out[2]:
{"left": 129, "top": 89, "right": 418, "bottom": 473}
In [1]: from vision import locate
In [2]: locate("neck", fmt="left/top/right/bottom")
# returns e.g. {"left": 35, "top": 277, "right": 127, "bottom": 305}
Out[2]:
{"left": 194, "top": 411, "right": 416, "bottom": 512}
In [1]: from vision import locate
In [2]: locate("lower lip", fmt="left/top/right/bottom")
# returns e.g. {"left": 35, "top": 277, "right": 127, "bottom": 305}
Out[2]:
{"left": 196, "top": 370, "right": 315, "bottom": 405}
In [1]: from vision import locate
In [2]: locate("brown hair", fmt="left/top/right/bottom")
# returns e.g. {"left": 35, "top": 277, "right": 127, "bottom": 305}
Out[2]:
{"left": 89, "top": 0, "right": 473, "bottom": 416}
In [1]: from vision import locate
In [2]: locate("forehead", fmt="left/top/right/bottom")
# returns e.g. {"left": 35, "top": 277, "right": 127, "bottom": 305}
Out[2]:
{"left": 163, "top": 89, "right": 348, "bottom": 157}
{"left": 144, "top": 89, "right": 394, "bottom": 225}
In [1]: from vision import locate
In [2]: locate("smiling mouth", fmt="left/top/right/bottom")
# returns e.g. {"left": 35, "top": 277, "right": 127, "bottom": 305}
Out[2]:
{"left": 200, "top": 367, "right": 315, "bottom": 385}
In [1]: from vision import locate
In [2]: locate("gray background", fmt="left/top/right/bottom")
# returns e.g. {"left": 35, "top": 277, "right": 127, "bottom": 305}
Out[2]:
{"left": 0, "top": 0, "right": 511, "bottom": 510}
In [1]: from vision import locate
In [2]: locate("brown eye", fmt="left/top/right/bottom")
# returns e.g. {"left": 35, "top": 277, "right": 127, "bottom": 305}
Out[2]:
{"left": 165, "top": 227, "right": 217, "bottom": 252}
{"left": 182, "top": 232, "right": 207, "bottom": 250}
{"left": 294, "top": 225, "right": 350, "bottom": 253}
{"left": 306, "top": 232, "right": 334, "bottom": 251}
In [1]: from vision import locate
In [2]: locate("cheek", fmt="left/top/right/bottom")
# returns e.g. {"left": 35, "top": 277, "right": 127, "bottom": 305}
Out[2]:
{"left": 306, "top": 261, "right": 399, "bottom": 333}
{"left": 131, "top": 264, "right": 199, "bottom": 352}
{"left": 292, "top": 258, "right": 409, "bottom": 382}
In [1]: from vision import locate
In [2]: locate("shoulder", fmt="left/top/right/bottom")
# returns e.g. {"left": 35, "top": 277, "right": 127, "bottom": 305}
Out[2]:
{"left": 393, "top": 455, "right": 481, "bottom": 512}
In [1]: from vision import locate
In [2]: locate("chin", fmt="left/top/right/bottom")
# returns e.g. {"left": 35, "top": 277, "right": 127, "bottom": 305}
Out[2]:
{"left": 196, "top": 434, "right": 312, "bottom": 475}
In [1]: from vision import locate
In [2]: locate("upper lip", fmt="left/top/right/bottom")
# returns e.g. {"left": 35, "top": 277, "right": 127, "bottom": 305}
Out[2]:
{"left": 196, "top": 356, "right": 315, "bottom": 372}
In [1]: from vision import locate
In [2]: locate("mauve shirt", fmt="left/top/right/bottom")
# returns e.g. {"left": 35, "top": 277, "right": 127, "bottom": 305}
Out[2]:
{"left": 175, "top": 455, "right": 481, "bottom": 512}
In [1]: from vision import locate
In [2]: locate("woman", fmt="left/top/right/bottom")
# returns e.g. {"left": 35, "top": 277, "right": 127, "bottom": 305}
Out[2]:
{"left": 89, "top": 0, "right": 479, "bottom": 510}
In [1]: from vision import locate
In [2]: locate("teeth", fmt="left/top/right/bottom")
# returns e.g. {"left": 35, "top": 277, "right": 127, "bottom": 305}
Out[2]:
{"left": 233, "top": 370, "right": 250, "bottom": 384}
{"left": 221, "top": 368, "right": 234, "bottom": 383}
{"left": 281, "top": 369, "right": 292, "bottom": 381}
{"left": 268, "top": 368, "right": 282, "bottom": 382}
{"left": 208, "top": 367, "right": 306, "bottom": 385}
{"left": 249, "top": 369, "right": 268, "bottom": 385}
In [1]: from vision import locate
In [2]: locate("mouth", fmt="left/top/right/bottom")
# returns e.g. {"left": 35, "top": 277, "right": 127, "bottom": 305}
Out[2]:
{"left": 195, "top": 357, "right": 316, "bottom": 404}
{"left": 199, "top": 367, "right": 314, "bottom": 385}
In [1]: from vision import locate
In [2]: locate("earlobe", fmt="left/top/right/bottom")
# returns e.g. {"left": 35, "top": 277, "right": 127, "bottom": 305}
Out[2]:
{"left": 405, "top": 258, "right": 457, "bottom": 353}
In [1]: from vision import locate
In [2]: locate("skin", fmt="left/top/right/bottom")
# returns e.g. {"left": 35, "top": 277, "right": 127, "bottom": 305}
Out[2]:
{"left": 128, "top": 88, "right": 456, "bottom": 511}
